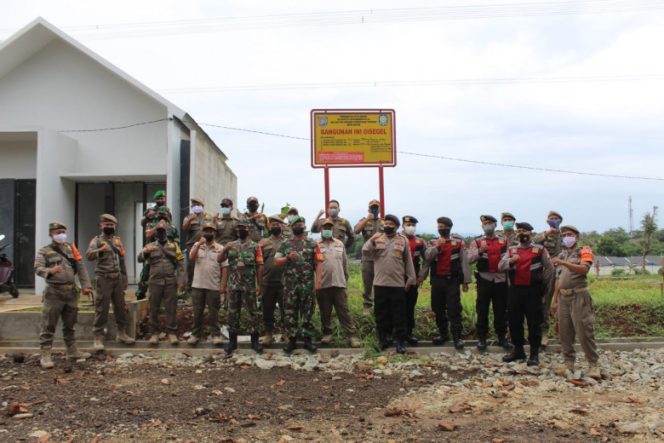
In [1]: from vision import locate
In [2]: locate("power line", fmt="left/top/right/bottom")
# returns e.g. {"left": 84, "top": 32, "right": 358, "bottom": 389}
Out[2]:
{"left": 199, "top": 122, "right": 309, "bottom": 141}
{"left": 1, "top": 0, "right": 662, "bottom": 38}
{"left": 58, "top": 117, "right": 170, "bottom": 133}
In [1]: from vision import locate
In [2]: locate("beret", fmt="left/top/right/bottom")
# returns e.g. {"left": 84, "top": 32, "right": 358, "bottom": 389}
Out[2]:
{"left": 516, "top": 222, "right": 534, "bottom": 231}
{"left": 402, "top": 215, "right": 418, "bottom": 224}
{"left": 480, "top": 214, "right": 497, "bottom": 223}
{"left": 153, "top": 190, "right": 166, "bottom": 200}
{"left": 436, "top": 216, "right": 453, "bottom": 227}
{"left": 384, "top": 214, "right": 400, "bottom": 226}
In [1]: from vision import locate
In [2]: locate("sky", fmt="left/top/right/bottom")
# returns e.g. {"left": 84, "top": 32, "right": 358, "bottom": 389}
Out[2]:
{"left": 1, "top": 0, "right": 663, "bottom": 235}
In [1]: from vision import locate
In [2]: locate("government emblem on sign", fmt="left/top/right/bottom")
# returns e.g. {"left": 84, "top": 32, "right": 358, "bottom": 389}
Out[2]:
{"left": 378, "top": 114, "right": 389, "bottom": 126}
{"left": 318, "top": 116, "right": 328, "bottom": 127}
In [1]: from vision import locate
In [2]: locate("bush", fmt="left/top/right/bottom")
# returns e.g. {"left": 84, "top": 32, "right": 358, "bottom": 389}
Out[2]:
{"left": 611, "top": 268, "right": 626, "bottom": 276}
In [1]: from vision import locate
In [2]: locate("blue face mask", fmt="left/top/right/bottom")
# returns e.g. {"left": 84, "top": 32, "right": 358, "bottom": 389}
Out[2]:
{"left": 220, "top": 207, "right": 230, "bottom": 216}
{"left": 548, "top": 219, "right": 561, "bottom": 229}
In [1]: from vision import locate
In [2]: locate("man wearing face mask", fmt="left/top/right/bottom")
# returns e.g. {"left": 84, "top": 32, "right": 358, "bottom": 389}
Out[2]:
{"left": 497, "top": 212, "right": 517, "bottom": 245}
{"left": 311, "top": 200, "right": 355, "bottom": 250}
{"left": 468, "top": 215, "right": 511, "bottom": 351}
{"left": 423, "top": 217, "right": 471, "bottom": 349}
{"left": 402, "top": 215, "right": 425, "bottom": 346}
{"left": 218, "top": 219, "right": 264, "bottom": 354}
{"left": 86, "top": 214, "right": 135, "bottom": 351}
{"left": 534, "top": 210, "right": 563, "bottom": 347}
{"left": 183, "top": 197, "right": 213, "bottom": 289}
{"left": 274, "top": 216, "right": 324, "bottom": 353}
{"left": 215, "top": 198, "right": 238, "bottom": 245}
{"left": 499, "top": 222, "right": 554, "bottom": 366}
{"left": 550, "top": 226, "right": 601, "bottom": 379}
{"left": 317, "top": 218, "right": 361, "bottom": 348}
{"left": 188, "top": 222, "right": 228, "bottom": 346}
{"left": 280, "top": 206, "right": 299, "bottom": 239}
{"left": 153, "top": 190, "right": 167, "bottom": 209}
{"left": 34, "top": 222, "right": 94, "bottom": 369}
{"left": 139, "top": 221, "right": 186, "bottom": 345}
{"left": 244, "top": 196, "right": 269, "bottom": 242}
{"left": 354, "top": 199, "right": 385, "bottom": 315}
{"left": 363, "top": 214, "right": 416, "bottom": 354}
{"left": 258, "top": 215, "right": 287, "bottom": 346}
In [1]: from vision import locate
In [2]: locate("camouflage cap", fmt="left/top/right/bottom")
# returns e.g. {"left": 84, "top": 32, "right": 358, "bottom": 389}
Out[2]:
{"left": 237, "top": 218, "right": 251, "bottom": 228}
{"left": 269, "top": 214, "right": 285, "bottom": 223}
{"left": 560, "top": 225, "right": 580, "bottom": 235}
{"left": 99, "top": 213, "right": 118, "bottom": 224}
{"left": 289, "top": 215, "right": 305, "bottom": 226}
{"left": 501, "top": 212, "right": 516, "bottom": 221}
{"left": 202, "top": 221, "right": 216, "bottom": 231}
{"left": 153, "top": 190, "right": 166, "bottom": 200}
{"left": 49, "top": 221, "right": 67, "bottom": 231}
{"left": 547, "top": 210, "right": 563, "bottom": 221}
{"left": 402, "top": 215, "right": 418, "bottom": 224}
{"left": 480, "top": 214, "right": 497, "bottom": 223}
{"left": 368, "top": 199, "right": 381, "bottom": 208}
{"left": 516, "top": 222, "right": 534, "bottom": 231}
{"left": 190, "top": 197, "right": 205, "bottom": 206}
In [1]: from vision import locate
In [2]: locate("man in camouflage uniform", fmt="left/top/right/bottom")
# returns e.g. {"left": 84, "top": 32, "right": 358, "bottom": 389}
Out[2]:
{"left": 259, "top": 215, "right": 287, "bottom": 346}
{"left": 534, "top": 210, "right": 563, "bottom": 347}
{"left": 34, "top": 222, "right": 93, "bottom": 369}
{"left": 497, "top": 212, "right": 518, "bottom": 245}
{"left": 138, "top": 221, "right": 186, "bottom": 345}
{"left": 311, "top": 199, "right": 355, "bottom": 249}
{"left": 183, "top": 197, "right": 214, "bottom": 289}
{"left": 86, "top": 214, "right": 135, "bottom": 351}
{"left": 551, "top": 226, "right": 601, "bottom": 379}
{"left": 188, "top": 222, "right": 227, "bottom": 346}
{"left": 275, "top": 216, "right": 324, "bottom": 353}
{"left": 215, "top": 198, "right": 238, "bottom": 245}
{"left": 218, "top": 219, "right": 264, "bottom": 354}
{"left": 281, "top": 206, "right": 299, "bottom": 239}
{"left": 354, "top": 199, "right": 384, "bottom": 315}
{"left": 244, "top": 196, "right": 269, "bottom": 242}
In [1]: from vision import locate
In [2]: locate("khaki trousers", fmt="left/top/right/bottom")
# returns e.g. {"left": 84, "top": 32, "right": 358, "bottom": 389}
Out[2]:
{"left": 94, "top": 274, "right": 128, "bottom": 336}
{"left": 316, "top": 286, "right": 357, "bottom": 336}
{"left": 40, "top": 285, "right": 78, "bottom": 348}
{"left": 557, "top": 289, "right": 599, "bottom": 364}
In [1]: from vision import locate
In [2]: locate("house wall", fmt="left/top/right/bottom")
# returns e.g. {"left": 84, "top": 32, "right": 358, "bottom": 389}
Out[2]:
{"left": 0, "top": 38, "right": 169, "bottom": 177}
{"left": 0, "top": 141, "right": 36, "bottom": 179}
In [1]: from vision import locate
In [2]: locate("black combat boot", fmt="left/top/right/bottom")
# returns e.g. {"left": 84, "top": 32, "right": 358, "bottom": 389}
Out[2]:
{"left": 283, "top": 337, "right": 297, "bottom": 353}
{"left": 502, "top": 346, "right": 526, "bottom": 363}
{"left": 225, "top": 332, "right": 238, "bottom": 354}
{"left": 250, "top": 334, "right": 263, "bottom": 354}
{"left": 477, "top": 336, "right": 488, "bottom": 351}
{"left": 406, "top": 335, "right": 419, "bottom": 346}
{"left": 453, "top": 337, "right": 465, "bottom": 350}
{"left": 432, "top": 334, "right": 449, "bottom": 346}
{"left": 527, "top": 347, "right": 540, "bottom": 366}
{"left": 378, "top": 333, "right": 392, "bottom": 351}
{"left": 498, "top": 337, "right": 513, "bottom": 350}
{"left": 303, "top": 337, "right": 317, "bottom": 353}
{"left": 395, "top": 341, "right": 407, "bottom": 354}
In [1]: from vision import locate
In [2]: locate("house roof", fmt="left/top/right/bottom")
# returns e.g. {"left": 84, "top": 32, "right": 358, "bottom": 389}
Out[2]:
{"left": 0, "top": 18, "right": 229, "bottom": 160}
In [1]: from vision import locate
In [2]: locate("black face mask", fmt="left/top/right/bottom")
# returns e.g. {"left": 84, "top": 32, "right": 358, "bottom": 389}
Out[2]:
{"left": 518, "top": 233, "right": 531, "bottom": 243}
{"left": 155, "top": 200, "right": 164, "bottom": 208}
{"left": 438, "top": 228, "right": 451, "bottom": 237}
{"left": 247, "top": 203, "right": 259, "bottom": 212}
{"left": 370, "top": 206, "right": 380, "bottom": 217}
{"left": 156, "top": 230, "right": 167, "bottom": 243}
{"left": 203, "top": 233, "right": 214, "bottom": 242}
{"left": 292, "top": 226, "right": 305, "bottom": 236}
{"left": 270, "top": 226, "right": 282, "bottom": 236}
{"left": 238, "top": 229, "right": 249, "bottom": 239}
{"left": 103, "top": 227, "right": 115, "bottom": 236}
{"left": 383, "top": 226, "right": 396, "bottom": 235}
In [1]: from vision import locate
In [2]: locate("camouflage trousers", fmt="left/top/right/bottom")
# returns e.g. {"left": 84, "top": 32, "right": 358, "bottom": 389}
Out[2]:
{"left": 228, "top": 289, "right": 261, "bottom": 334}
{"left": 283, "top": 278, "right": 316, "bottom": 339}
{"left": 40, "top": 284, "right": 79, "bottom": 348}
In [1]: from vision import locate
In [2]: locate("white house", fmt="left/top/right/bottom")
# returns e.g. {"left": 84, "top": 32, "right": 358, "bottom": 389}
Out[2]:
{"left": 0, "top": 18, "right": 237, "bottom": 292}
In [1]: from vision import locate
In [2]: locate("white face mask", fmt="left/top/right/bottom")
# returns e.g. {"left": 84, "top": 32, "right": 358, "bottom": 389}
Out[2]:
{"left": 192, "top": 205, "right": 204, "bottom": 214}
{"left": 562, "top": 236, "right": 577, "bottom": 248}
{"left": 52, "top": 233, "right": 67, "bottom": 244}
{"left": 404, "top": 226, "right": 416, "bottom": 236}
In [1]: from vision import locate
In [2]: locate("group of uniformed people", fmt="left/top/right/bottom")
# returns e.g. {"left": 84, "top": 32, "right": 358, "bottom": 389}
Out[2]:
{"left": 34, "top": 192, "right": 601, "bottom": 379}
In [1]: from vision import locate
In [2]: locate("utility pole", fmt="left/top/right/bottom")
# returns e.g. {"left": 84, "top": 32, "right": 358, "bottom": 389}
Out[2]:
{"left": 628, "top": 195, "right": 634, "bottom": 234}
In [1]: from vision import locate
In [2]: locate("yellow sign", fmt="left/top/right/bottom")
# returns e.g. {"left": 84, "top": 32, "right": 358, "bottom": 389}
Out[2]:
{"left": 310, "top": 109, "right": 396, "bottom": 167}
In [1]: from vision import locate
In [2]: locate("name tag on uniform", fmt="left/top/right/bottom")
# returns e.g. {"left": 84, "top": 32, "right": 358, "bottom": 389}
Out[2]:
{"left": 393, "top": 249, "right": 402, "bottom": 258}
{"left": 532, "top": 248, "right": 539, "bottom": 253}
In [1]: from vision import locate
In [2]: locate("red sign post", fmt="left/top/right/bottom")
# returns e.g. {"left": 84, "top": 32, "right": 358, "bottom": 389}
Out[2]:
{"left": 310, "top": 109, "right": 396, "bottom": 217}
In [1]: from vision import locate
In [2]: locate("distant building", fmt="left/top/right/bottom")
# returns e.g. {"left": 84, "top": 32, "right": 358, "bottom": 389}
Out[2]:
{"left": 0, "top": 18, "right": 237, "bottom": 292}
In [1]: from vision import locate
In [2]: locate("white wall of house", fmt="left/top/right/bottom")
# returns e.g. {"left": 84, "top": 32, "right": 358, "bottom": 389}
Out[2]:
{"left": 0, "top": 140, "right": 36, "bottom": 179}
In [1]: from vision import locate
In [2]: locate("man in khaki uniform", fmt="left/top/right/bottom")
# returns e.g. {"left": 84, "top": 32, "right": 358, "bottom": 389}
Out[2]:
{"left": 354, "top": 199, "right": 384, "bottom": 314}
{"left": 188, "top": 222, "right": 227, "bottom": 346}
{"left": 215, "top": 198, "right": 239, "bottom": 245}
{"left": 362, "top": 214, "right": 416, "bottom": 354}
{"left": 139, "top": 221, "right": 186, "bottom": 345}
{"left": 311, "top": 200, "right": 355, "bottom": 249}
{"left": 496, "top": 212, "right": 518, "bottom": 245}
{"left": 86, "top": 214, "right": 136, "bottom": 351}
{"left": 259, "top": 215, "right": 287, "bottom": 346}
{"left": 534, "top": 210, "right": 563, "bottom": 347}
{"left": 34, "top": 222, "right": 93, "bottom": 369}
{"left": 243, "top": 196, "right": 269, "bottom": 242}
{"left": 551, "top": 225, "right": 601, "bottom": 379}
{"left": 182, "top": 197, "right": 214, "bottom": 288}
{"left": 317, "top": 218, "right": 361, "bottom": 348}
